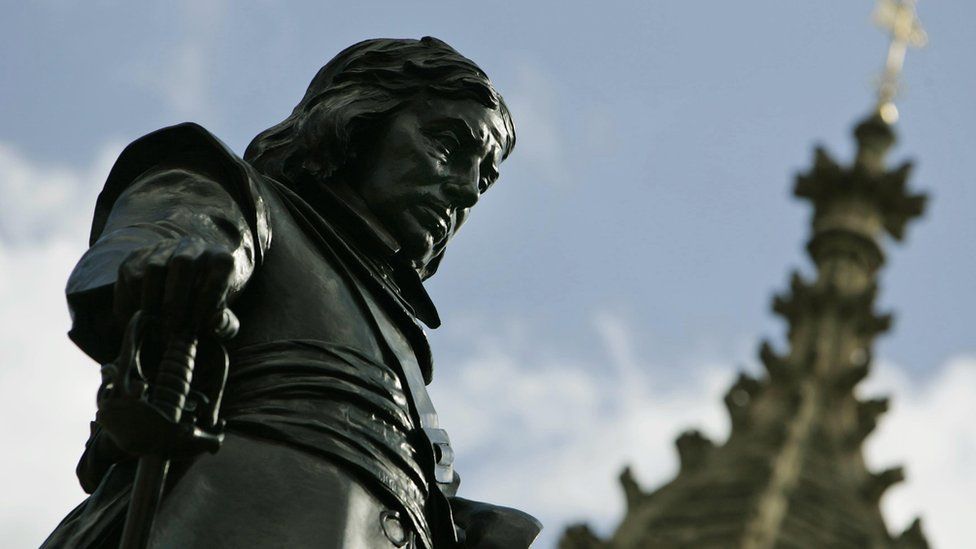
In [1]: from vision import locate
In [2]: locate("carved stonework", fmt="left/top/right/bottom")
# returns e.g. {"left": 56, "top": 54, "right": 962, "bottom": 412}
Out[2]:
{"left": 559, "top": 113, "right": 930, "bottom": 549}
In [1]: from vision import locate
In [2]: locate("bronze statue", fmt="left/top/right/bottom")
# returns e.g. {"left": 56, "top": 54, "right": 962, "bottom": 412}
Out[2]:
{"left": 44, "top": 37, "right": 541, "bottom": 548}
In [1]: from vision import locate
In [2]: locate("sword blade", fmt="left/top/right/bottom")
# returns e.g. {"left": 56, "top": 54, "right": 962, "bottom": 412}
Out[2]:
{"left": 120, "top": 455, "right": 170, "bottom": 549}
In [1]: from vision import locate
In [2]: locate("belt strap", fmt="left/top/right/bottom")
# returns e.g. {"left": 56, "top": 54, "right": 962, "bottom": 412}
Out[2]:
{"left": 271, "top": 181, "right": 456, "bottom": 497}
{"left": 359, "top": 288, "right": 456, "bottom": 491}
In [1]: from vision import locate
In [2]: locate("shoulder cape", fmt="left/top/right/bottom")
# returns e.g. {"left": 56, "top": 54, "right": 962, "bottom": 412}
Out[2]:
{"left": 67, "top": 123, "right": 271, "bottom": 365}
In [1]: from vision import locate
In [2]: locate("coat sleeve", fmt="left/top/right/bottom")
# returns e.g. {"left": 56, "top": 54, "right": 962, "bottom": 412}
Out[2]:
{"left": 65, "top": 123, "right": 272, "bottom": 364}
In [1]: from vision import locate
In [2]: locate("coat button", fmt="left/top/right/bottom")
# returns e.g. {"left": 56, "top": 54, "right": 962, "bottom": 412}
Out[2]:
{"left": 380, "top": 510, "right": 408, "bottom": 547}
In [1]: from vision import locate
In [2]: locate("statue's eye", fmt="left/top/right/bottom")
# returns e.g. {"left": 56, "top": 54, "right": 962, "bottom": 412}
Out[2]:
{"left": 425, "top": 131, "right": 461, "bottom": 159}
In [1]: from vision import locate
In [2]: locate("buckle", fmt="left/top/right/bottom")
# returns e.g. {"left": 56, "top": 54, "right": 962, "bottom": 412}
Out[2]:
{"left": 423, "top": 427, "right": 455, "bottom": 485}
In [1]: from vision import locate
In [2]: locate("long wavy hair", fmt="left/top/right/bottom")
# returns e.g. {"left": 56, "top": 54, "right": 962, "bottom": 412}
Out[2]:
{"left": 244, "top": 36, "right": 515, "bottom": 193}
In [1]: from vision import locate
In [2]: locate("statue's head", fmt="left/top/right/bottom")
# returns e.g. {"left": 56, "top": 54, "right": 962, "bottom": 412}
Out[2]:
{"left": 245, "top": 36, "right": 515, "bottom": 279}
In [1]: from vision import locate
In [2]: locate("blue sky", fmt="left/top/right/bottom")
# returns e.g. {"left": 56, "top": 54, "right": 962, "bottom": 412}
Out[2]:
{"left": 2, "top": 1, "right": 973, "bottom": 547}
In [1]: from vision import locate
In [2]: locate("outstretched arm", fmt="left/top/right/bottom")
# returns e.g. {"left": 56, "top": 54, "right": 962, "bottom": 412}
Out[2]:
{"left": 69, "top": 162, "right": 261, "bottom": 493}
{"left": 66, "top": 165, "right": 258, "bottom": 364}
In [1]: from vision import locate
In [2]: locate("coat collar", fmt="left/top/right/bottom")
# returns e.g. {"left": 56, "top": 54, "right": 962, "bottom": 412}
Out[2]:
{"left": 290, "top": 179, "right": 442, "bottom": 329}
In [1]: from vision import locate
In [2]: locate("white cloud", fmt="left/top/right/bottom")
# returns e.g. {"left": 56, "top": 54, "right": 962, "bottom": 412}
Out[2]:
{"left": 0, "top": 143, "right": 118, "bottom": 246}
{"left": 865, "top": 356, "right": 976, "bottom": 549}
{"left": 2, "top": 143, "right": 972, "bottom": 549}
{"left": 0, "top": 144, "right": 115, "bottom": 547}
{"left": 0, "top": 240, "right": 101, "bottom": 546}
{"left": 430, "top": 312, "right": 736, "bottom": 548}
{"left": 503, "top": 62, "right": 570, "bottom": 186}
{"left": 131, "top": 0, "right": 228, "bottom": 119}
{"left": 433, "top": 316, "right": 976, "bottom": 549}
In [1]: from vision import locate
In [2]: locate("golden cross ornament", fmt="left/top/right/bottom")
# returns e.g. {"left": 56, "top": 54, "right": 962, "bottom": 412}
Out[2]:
{"left": 873, "top": 0, "right": 927, "bottom": 123}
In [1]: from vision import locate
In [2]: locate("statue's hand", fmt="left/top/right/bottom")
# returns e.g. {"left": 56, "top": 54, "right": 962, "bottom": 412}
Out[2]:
{"left": 97, "top": 237, "right": 236, "bottom": 456}
{"left": 114, "top": 236, "right": 236, "bottom": 335}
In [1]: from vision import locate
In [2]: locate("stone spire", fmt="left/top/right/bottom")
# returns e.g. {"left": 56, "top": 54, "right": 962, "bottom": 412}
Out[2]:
{"left": 559, "top": 115, "right": 928, "bottom": 549}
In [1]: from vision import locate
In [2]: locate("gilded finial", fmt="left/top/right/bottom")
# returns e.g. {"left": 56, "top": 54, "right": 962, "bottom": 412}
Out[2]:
{"left": 872, "top": 0, "right": 927, "bottom": 124}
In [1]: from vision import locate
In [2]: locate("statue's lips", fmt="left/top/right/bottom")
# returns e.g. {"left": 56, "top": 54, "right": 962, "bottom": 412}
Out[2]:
{"left": 414, "top": 204, "right": 451, "bottom": 241}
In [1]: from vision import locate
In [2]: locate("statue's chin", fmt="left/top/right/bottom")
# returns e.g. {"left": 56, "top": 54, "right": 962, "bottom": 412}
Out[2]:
{"left": 396, "top": 230, "right": 437, "bottom": 270}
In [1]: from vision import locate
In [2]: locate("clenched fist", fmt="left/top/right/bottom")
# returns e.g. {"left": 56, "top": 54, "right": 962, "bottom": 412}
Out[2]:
{"left": 114, "top": 236, "right": 236, "bottom": 336}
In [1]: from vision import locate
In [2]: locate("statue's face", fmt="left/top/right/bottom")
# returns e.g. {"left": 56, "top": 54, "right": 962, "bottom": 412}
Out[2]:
{"left": 352, "top": 96, "right": 506, "bottom": 271}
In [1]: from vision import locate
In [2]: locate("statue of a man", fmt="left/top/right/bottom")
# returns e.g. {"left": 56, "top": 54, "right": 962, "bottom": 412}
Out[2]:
{"left": 44, "top": 37, "right": 541, "bottom": 548}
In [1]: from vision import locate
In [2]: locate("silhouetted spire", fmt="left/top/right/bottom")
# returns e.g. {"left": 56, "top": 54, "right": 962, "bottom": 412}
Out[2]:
{"left": 559, "top": 107, "right": 930, "bottom": 549}
{"left": 559, "top": 4, "right": 931, "bottom": 546}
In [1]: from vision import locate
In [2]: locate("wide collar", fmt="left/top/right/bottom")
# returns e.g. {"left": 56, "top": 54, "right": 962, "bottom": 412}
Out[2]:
{"left": 288, "top": 179, "right": 442, "bottom": 329}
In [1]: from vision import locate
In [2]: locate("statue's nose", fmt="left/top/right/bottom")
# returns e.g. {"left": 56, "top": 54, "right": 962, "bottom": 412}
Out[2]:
{"left": 444, "top": 167, "right": 480, "bottom": 209}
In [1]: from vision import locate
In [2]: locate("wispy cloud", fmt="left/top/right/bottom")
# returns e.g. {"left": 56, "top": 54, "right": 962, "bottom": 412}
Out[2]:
{"left": 864, "top": 356, "right": 976, "bottom": 549}
{"left": 0, "top": 143, "right": 119, "bottom": 246}
{"left": 430, "top": 312, "right": 735, "bottom": 547}
{"left": 0, "top": 143, "right": 114, "bottom": 546}
{"left": 131, "top": 0, "right": 228, "bottom": 120}
{"left": 433, "top": 315, "right": 976, "bottom": 549}
{"left": 503, "top": 62, "right": 571, "bottom": 186}
{"left": 2, "top": 145, "right": 971, "bottom": 549}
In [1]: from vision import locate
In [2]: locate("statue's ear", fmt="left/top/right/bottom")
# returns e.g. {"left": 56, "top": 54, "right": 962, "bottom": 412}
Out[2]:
{"left": 290, "top": 140, "right": 341, "bottom": 185}
{"left": 299, "top": 157, "right": 324, "bottom": 181}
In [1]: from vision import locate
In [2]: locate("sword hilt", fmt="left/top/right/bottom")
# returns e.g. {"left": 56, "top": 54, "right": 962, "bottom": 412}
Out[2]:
{"left": 149, "top": 333, "right": 197, "bottom": 424}
{"left": 116, "top": 307, "right": 238, "bottom": 549}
